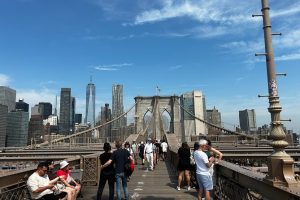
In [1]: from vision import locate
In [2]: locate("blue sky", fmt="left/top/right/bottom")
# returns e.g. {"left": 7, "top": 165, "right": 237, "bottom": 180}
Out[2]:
{"left": 0, "top": 0, "right": 300, "bottom": 133}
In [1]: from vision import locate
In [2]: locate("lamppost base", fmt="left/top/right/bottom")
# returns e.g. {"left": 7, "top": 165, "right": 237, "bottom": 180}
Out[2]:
{"left": 264, "top": 153, "right": 299, "bottom": 188}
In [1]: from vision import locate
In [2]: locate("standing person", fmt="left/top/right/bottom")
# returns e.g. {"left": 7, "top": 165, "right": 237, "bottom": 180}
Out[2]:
{"left": 96, "top": 143, "right": 115, "bottom": 200}
{"left": 154, "top": 140, "right": 160, "bottom": 165}
{"left": 124, "top": 141, "right": 133, "bottom": 157}
{"left": 101, "top": 140, "right": 133, "bottom": 200}
{"left": 205, "top": 139, "right": 222, "bottom": 177}
{"left": 160, "top": 140, "right": 168, "bottom": 161}
{"left": 131, "top": 141, "right": 138, "bottom": 164}
{"left": 138, "top": 141, "right": 145, "bottom": 165}
{"left": 27, "top": 162, "right": 67, "bottom": 200}
{"left": 194, "top": 139, "right": 215, "bottom": 200}
{"left": 124, "top": 141, "right": 134, "bottom": 180}
{"left": 177, "top": 142, "right": 192, "bottom": 191}
{"left": 144, "top": 138, "right": 154, "bottom": 171}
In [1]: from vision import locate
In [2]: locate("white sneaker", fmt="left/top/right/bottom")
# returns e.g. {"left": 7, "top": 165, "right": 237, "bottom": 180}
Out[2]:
{"left": 177, "top": 186, "right": 180, "bottom": 191}
{"left": 187, "top": 186, "right": 191, "bottom": 191}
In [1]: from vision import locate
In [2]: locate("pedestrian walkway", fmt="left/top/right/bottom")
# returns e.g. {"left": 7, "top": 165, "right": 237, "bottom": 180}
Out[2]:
{"left": 81, "top": 160, "right": 198, "bottom": 199}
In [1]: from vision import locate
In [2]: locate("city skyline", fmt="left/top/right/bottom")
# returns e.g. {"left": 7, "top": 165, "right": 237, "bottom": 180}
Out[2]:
{"left": 0, "top": 1, "right": 300, "bottom": 133}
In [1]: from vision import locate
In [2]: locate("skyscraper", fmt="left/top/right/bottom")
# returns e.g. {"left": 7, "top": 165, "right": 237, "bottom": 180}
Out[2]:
{"left": 0, "top": 104, "right": 8, "bottom": 147}
{"left": 39, "top": 102, "right": 52, "bottom": 119}
{"left": 239, "top": 109, "right": 257, "bottom": 133}
{"left": 112, "top": 84, "right": 126, "bottom": 129}
{"left": 0, "top": 86, "right": 16, "bottom": 112}
{"left": 207, "top": 107, "right": 222, "bottom": 135}
{"left": 16, "top": 99, "right": 29, "bottom": 112}
{"left": 6, "top": 110, "right": 29, "bottom": 147}
{"left": 100, "top": 103, "right": 112, "bottom": 141}
{"left": 75, "top": 113, "right": 82, "bottom": 124}
{"left": 180, "top": 90, "right": 207, "bottom": 141}
{"left": 85, "top": 79, "right": 95, "bottom": 127}
{"left": 207, "top": 107, "right": 222, "bottom": 127}
{"left": 59, "top": 88, "right": 72, "bottom": 135}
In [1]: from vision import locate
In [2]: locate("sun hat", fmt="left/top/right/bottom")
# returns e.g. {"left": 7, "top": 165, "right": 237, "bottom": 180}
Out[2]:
{"left": 60, "top": 160, "right": 69, "bottom": 169}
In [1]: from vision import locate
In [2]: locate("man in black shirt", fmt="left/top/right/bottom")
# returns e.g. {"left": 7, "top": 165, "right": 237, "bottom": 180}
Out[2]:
{"left": 101, "top": 140, "right": 133, "bottom": 200}
{"left": 97, "top": 142, "right": 114, "bottom": 200}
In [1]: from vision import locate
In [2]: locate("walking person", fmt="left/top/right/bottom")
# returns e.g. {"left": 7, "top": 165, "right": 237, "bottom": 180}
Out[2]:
{"left": 131, "top": 140, "right": 138, "bottom": 164}
{"left": 138, "top": 141, "right": 145, "bottom": 166}
{"left": 101, "top": 140, "right": 133, "bottom": 200}
{"left": 144, "top": 138, "right": 154, "bottom": 171}
{"left": 96, "top": 143, "right": 115, "bottom": 200}
{"left": 176, "top": 142, "right": 192, "bottom": 191}
{"left": 160, "top": 140, "right": 168, "bottom": 161}
{"left": 194, "top": 139, "right": 215, "bottom": 200}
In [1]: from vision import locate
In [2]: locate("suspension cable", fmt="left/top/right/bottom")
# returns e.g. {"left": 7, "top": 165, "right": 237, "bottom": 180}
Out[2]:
{"left": 177, "top": 99, "right": 257, "bottom": 140}
{"left": 38, "top": 102, "right": 137, "bottom": 147}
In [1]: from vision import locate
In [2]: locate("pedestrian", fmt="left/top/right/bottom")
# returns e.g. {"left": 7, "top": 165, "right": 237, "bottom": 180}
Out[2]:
{"left": 160, "top": 140, "right": 168, "bottom": 161}
{"left": 138, "top": 141, "right": 145, "bottom": 165}
{"left": 97, "top": 142, "right": 114, "bottom": 200}
{"left": 194, "top": 139, "right": 215, "bottom": 200}
{"left": 101, "top": 140, "right": 133, "bottom": 200}
{"left": 177, "top": 142, "right": 192, "bottom": 191}
{"left": 205, "top": 139, "right": 222, "bottom": 177}
{"left": 131, "top": 140, "right": 138, "bottom": 164}
{"left": 144, "top": 138, "right": 154, "bottom": 171}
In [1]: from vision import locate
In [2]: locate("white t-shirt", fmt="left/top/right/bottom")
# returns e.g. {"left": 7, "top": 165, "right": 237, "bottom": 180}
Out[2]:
{"left": 27, "top": 172, "right": 53, "bottom": 199}
{"left": 161, "top": 142, "right": 168, "bottom": 152}
{"left": 194, "top": 150, "right": 210, "bottom": 176}
{"left": 144, "top": 143, "right": 153, "bottom": 154}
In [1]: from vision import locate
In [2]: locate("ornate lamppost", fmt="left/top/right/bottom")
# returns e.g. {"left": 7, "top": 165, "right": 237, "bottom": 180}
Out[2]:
{"left": 254, "top": 0, "right": 298, "bottom": 187}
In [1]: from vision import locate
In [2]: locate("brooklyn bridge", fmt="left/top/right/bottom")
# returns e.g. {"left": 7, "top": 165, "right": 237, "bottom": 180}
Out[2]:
{"left": 1, "top": 0, "right": 300, "bottom": 199}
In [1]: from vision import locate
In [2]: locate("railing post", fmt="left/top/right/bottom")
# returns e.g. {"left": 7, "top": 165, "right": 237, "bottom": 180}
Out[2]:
{"left": 258, "top": 0, "right": 298, "bottom": 187}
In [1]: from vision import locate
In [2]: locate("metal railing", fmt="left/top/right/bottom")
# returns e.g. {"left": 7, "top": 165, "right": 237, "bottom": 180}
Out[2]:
{"left": 167, "top": 146, "right": 300, "bottom": 200}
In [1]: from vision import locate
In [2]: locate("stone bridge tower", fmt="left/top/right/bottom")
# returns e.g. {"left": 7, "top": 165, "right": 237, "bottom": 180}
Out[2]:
{"left": 134, "top": 96, "right": 181, "bottom": 141}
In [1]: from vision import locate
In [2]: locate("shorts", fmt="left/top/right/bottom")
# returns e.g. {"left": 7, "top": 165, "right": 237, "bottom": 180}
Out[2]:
{"left": 196, "top": 173, "right": 213, "bottom": 191}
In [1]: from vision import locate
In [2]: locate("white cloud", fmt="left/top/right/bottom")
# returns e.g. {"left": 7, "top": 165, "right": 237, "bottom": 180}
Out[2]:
{"left": 93, "top": 63, "right": 133, "bottom": 71}
{"left": 276, "top": 52, "right": 300, "bottom": 61}
{"left": 94, "top": 67, "right": 119, "bottom": 71}
{"left": 16, "top": 88, "right": 57, "bottom": 110}
{"left": 134, "top": 0, "right": 254, "bottom": 25}
{"left": 271, "top": 2, "right": 300, "bottom": 18}
{"left": 273, "top": 29, "right": 300, "bottom": 49}
{"left": 168, "top": 65, "right": 183, "bottom": 71}
{"left": 39, "top": 80, "right": 57, "bottom": 85}
{"left": 0, "top": 74, "right": 10, "bottom": 86}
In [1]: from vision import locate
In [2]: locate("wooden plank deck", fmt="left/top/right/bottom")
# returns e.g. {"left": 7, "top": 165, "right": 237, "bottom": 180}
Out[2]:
{"left": 80, "top": 160, "right": 198, "bottom": 200}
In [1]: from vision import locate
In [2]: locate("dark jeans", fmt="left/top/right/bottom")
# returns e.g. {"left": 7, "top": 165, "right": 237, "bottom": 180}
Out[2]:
{"left": 96, "top": 172, "right": 115, "bottom": 200}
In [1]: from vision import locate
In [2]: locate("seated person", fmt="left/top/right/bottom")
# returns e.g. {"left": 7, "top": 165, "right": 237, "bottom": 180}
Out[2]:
{"left": 57, "top": 161, "right": 81, "bottom": 197}
{"left": 27, "top": 162, "right": 67, "bottom": 200}
{"left": 45, "top": 160, "right": 76, "bottom": 200}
